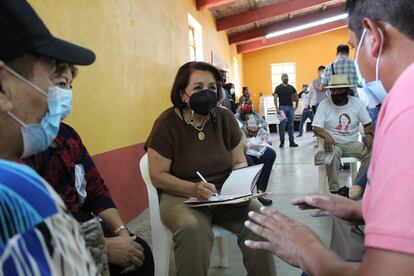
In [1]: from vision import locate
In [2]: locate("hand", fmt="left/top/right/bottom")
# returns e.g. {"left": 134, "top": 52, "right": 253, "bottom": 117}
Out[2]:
{"left": 291, "top": 194, "right": 363, "bottom": 225}
{"left": 244, "top": 207, "right": 324, "bottom": 268}
{"left": 276, "top": 108, "right": 281, "bottom": 114}
{"left": 364, "top": 134, "right": 374, "bottom": 150}
{"left": 193, "top": 182, "right": 217, "bottom": 200}
{"left": 323, "top": 135, "right": 335, "bottom": 153}
{"left": 106, "top": 236, "right": 145, "bottom": 268}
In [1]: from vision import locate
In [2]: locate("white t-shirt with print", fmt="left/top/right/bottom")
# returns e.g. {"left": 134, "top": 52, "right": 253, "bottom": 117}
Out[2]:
{"left": 312, "top": 96, "right": 371, "bottom": 144}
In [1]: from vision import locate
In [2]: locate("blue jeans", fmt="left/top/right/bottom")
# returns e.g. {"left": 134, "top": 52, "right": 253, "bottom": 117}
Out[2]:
{"left": 355, "top": 166, "right": 368, "bottom": 189}
{"left": 245, "top": 147, "right": 276, "bottom": 192}
{"left": 368, "top": 106, "right": 380, "bottom": 128}
{"left": 279, "top": 105, "right": 295, "bottom": 144}
{"left": 298, "top": 108, "right": 314, "bottom": 135}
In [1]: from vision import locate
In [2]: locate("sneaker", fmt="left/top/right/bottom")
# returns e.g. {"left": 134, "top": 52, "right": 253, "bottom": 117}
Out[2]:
{"left": 279, "top": 143, "right": 284, "bottom": 148}
{"left": 258, "top": 196, "right": 273, "bottom": 206}
{"left": 289, "top": 143, "right": 299, "bottom": 147}
{"left": 297, "top": 134, "right": 302, "bottom": 137}
{"left": 349, "top": 185, "right": 363, "bottom": 200}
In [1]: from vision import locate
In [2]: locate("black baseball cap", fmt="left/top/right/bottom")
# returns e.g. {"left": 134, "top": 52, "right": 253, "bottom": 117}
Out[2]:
{"left": 0, "top": 0, "right": 95, "bottom": 65}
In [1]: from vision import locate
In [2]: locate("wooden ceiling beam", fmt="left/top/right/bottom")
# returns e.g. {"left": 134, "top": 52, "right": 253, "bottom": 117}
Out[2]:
{"left": 196, "top": 0, "right": 235, "bottom": 10}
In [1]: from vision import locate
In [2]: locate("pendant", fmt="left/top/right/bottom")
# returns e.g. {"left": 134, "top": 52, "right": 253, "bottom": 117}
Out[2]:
{"left": 198, "top": 131, "right": 205, "bottom": 141}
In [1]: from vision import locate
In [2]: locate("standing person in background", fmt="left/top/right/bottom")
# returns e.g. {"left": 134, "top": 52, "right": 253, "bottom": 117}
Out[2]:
{"left": 274, "top": 73, "right": 299, "bottom": 148}
{"left": 297, "top": 84, "right": 314, "bottom": 137}
{"left": 319, "top": 45, "right": 358, "bottom": 96}
{"left": 308, "top": 66, "right": 327, "bottom": 113}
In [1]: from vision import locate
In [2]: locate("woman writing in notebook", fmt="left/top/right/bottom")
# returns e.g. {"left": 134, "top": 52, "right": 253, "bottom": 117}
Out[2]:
{"left": 145, "top": 61, "right": 276, "bottom": 276}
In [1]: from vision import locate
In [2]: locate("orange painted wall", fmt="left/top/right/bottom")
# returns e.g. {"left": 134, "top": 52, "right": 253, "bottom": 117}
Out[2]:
{"left": 242, "top": 28, "right": 355, "bottom": 109}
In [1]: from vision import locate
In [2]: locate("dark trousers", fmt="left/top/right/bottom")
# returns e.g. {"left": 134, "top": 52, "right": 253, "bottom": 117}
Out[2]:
{"left": 245, "top": 147, "right": 276, "bottom": 192}
{"left": 109, "top": 235, "right": 155, "bottom": 276}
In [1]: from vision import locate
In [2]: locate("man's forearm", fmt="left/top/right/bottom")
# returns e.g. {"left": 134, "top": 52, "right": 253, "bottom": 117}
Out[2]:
{"left": 300, "top": 242, "right": 360, "bottom": 276}
{"left": 274, "top": 96, "right": 279, "bottom": 109}
{"left": 363, "top": 123, "right": 374, "bottom": 135}
{"left": 313, "top": 127, "right": 330, "bottom": 140}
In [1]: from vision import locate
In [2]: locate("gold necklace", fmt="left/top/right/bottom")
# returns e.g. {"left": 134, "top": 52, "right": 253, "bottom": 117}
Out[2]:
{"left": 183, "top": 110, "right": 208, "bottom": 141}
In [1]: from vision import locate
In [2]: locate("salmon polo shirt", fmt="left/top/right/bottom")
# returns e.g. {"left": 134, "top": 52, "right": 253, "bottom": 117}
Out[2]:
{"left": 363, "top": 63, "right": 414, "bottom": 254}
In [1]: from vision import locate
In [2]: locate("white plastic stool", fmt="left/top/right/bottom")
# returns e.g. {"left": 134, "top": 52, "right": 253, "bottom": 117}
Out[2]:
{"left": 317, "top": 139, "right": 361, "bottom": 192}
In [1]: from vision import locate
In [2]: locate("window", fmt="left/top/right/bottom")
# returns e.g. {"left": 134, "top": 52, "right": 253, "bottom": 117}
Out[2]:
{"left": 188, "top": 14, "right": 203, "bottom": 61}
{"left": 189, "top": 26, "right": 196, "bottom": 61}
{"left": 271, "top": 63, "right": 296, "bottom": 92}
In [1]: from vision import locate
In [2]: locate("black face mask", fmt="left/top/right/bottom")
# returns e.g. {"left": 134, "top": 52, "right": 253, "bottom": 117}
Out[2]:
{"left": 188, "top": 89, "right": 217, "bottom": 116}
{"left": 331, "top": 92, "right": 348, "bottom": 105}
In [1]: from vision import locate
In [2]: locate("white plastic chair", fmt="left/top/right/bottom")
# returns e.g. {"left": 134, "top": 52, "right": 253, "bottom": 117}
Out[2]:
{"left": 260, "top": 96, "right": 280, "bottom": 133}
{"left": 139, "top": 153, "right": 232, "bottom": 276}
{"left": 317, "top": 139, "right": 360, "bottom": 192}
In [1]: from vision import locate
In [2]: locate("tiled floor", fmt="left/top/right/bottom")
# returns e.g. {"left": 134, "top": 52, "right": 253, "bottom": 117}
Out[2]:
{"left": 128, "top": 130, "right": 353, "bottom": 275}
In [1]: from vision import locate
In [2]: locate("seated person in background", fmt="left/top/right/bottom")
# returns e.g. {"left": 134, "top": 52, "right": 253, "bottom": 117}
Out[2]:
{"left": 236, "top": 102, "right": 276, "bottom": 206}
{"left": 0, "top": 0, "right": 97, "bottom": 273}
{"left": 217, "top": 69, "right": 232, "bottom": 110}
{"left": 312, "top": 74, "right": 373, "bottom": 193}
{"left": 223, "top": 82, "right": 237, "bottom": 113}
{"left": 145, "top": 61, "right": 276, "bottom": 276}
{"left": 239, "top": 86, "right": 253, "bottom": 105}
{"left": 21, "top": 63, "right": 154, "bottom": 276}
{"left": 297, "top": 84, "right": 314, "bottom": 137}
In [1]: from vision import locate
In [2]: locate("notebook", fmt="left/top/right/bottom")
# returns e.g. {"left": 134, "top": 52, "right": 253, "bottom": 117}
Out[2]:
{"left": 184, "top": 164, "right": 264, "bottom": 207}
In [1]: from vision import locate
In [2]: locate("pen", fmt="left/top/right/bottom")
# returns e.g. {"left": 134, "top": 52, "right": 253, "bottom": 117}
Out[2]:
{"left": 196, "top": 171, "right": 219, "bottom": 198}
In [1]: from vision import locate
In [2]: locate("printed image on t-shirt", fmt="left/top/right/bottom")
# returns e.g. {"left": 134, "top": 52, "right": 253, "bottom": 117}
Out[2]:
{"left": 335, "top": 113, "right": 351, "bottom": 135}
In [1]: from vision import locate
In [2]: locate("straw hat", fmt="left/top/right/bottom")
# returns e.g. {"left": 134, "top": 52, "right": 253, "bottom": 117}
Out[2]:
{"left": 325, "top": 74, "right": 355, "bottom": 89}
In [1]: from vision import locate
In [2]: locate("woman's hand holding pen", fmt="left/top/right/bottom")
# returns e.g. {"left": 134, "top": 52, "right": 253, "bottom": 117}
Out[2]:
{"left": 193, "top": 182, "right": 217, "bottom": 200}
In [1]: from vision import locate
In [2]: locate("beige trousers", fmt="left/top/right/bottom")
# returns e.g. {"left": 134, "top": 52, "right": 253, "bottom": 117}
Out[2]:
{"left": 159, "top": 193, "right": 277, "bottom": 276}
{"left": 327, "top": 141, "right": 371, "bottom": 191}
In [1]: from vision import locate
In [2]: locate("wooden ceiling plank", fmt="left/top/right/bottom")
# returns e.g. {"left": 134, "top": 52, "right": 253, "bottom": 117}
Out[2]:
{"left": 217, "top": 0, "right": 332, "bottom": 31}
{"left": 237, "top": 20, "right": 347, "bottom": 53}
{"left": 229, "top": 5, "right": 345, "bottom": 44}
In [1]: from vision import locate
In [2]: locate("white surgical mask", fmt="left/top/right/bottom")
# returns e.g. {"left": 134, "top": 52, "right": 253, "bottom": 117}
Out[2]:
{"left": 230, "top": 88, "right": 235, "bottom": 95}
{"left": 59, "top": 87, "right": 73, "bottom": 120}
{"left": 5, "top": 66, "right": 64, "bottom": 158}
{"left": 354, "top": 28, "right": 388, "bottom": 108}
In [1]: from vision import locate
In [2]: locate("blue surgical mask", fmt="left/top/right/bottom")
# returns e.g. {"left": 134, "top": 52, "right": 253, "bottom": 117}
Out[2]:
{"left": 5, "top": 66, "right": 64, "bottom": 158}
{"left": 354, "top": 28, "right": 388, "bottom": 108}
{"left": 59, "top": 87, "right": 73, "bottom": 120}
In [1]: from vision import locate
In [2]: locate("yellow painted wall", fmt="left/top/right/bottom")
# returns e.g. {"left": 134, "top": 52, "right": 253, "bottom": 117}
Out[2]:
{"left": 29, "top": 0, "right": 242, "bottom": 155}
{"left": 243, "top": 28, "right": 354, "bottom": 109}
